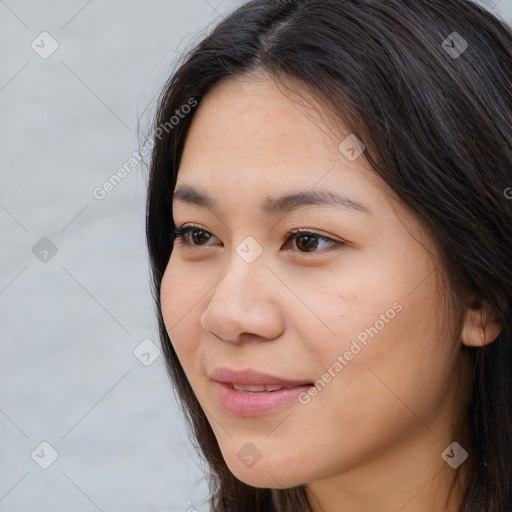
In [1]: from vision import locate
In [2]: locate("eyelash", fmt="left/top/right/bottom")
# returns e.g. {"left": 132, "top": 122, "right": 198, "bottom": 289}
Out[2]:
{"left": 172, "top": 223, "right": 345, "bottom": 255}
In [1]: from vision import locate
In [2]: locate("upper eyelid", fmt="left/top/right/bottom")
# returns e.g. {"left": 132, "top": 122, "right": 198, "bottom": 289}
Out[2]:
{"left": 174, "top": 223, "right": 338, "bottom": 239}
{"left": 173, "top": 223, "right": 345, "bottom": 246}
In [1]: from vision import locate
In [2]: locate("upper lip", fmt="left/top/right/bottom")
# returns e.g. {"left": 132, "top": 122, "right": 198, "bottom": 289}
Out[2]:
{"left": 210, "top": 367, "right": 313, "bottom": 387}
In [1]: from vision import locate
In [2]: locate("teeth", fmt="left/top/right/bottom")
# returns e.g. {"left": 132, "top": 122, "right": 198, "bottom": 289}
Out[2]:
{"left": 232, "top": 384, "right": 285, "bottom": 393}
{"left": 264, "top": 385, "right": 285, "bottom": 392}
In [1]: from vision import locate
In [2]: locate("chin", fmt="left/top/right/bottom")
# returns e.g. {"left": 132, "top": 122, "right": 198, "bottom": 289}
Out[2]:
{"left": 231, "top": 469, "right": 295, "bottom": 489}
{"left": 224, "top": 455, "right": 306, "bottom": 489}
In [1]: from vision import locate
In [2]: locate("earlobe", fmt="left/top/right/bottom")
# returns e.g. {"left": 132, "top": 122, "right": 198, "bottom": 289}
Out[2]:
{"left": 460, "top": 299, "right": 503, "bottom": 348}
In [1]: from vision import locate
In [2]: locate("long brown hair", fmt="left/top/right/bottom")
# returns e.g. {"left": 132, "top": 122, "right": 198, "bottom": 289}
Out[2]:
{"left": 146, "top": 1, "right": 512, "bottom": 510}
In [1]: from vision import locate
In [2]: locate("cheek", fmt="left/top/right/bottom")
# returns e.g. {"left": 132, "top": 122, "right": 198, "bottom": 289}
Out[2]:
{"left": 315, "top": 270, "right": 453, "bottom": 425}
{"left": 160, "top": 259, "right": 204, "bottom": 367}
{"left": 285, "top": 257, "right": 405, "bottom": 367}
{"left": 298, "top": 250, "right": 450, "bottom": 407}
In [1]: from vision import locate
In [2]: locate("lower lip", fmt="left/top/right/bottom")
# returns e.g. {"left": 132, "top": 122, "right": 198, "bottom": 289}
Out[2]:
{"left": 212, "top": 381, "right": 313, "bottom": 417}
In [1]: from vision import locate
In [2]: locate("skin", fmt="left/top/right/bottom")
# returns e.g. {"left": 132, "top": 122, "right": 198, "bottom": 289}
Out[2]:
{"left": 159, "top": 74, "right": 502, "bottom": 512}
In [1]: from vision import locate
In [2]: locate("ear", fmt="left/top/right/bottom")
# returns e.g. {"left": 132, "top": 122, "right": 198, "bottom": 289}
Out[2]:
{"left": 460, "top": 298, "right": 503, "bottom": 348}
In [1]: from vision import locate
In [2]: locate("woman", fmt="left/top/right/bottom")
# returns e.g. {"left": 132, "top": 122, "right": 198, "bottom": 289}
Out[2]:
{"left": 145, "top": 1, "right": 512, "bottom": 510}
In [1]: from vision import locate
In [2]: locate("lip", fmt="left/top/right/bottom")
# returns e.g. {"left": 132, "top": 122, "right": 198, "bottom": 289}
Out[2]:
{"left": 210, "top": 367, "right": 313, "bottom": 387}
{"left": 210, "top": 367, "right": 313, "bottom": 417}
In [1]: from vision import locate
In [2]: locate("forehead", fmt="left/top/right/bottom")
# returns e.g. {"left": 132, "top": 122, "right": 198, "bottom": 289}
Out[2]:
{"left": 175, "top": 75, "right": 389, "bottom": 218}
{"left": 195, "top": 76, "right": 349, "bottom": 160}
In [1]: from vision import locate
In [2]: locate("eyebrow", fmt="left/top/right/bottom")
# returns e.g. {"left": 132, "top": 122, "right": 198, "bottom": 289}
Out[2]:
{"left": 172, "top": 184, "right": 373, "bottom": 216}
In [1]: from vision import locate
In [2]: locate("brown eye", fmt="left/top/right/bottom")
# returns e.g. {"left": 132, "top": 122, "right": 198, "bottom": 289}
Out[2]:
{"left": 294, "top": 234, "right": 320, "bottom": 252}
{"left": 173, "top": 225, "right": 344, "bottom": 254}
{"left": 190, "top": 230, "right": 212, "bottom": 245}
{"left": 284, "top": 230, "right": 341, "bottom": 254}
{"left": 174, "top": 225, "right": 217, "bottom": 246}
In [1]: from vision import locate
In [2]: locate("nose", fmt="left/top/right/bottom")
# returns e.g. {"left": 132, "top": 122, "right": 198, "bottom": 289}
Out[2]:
{"left": 200, "top": 256, "right": 285, "bottom": 343}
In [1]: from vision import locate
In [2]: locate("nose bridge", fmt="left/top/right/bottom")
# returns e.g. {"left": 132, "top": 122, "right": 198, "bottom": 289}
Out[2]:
{"left": 200, "top": 238, "right": 284, "bottom": 341}
{"left": 216, "top": 237, "right": 269, "bottom": 307}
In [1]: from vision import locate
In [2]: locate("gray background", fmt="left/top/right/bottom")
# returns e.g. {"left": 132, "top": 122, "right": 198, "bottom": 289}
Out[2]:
{"left": 1, "top": 1, "right": 511, "bottom": 511}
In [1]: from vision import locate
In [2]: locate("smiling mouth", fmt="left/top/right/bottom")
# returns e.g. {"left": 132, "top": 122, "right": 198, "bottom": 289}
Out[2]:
{"left": 228, "top": 383, "right": 301, "bottom": 393}
{"left": 209, "top": 366, "right": 313, "bottom": 388}
{"left": 212, "top": 381, "right": 314, "bottom": 417}
{"left": 209, "top": 367, "right": 314, "bottom": 417}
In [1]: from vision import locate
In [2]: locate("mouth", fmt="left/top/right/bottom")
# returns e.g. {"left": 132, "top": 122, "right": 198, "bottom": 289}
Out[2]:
{"left": 210, "top": 366, "right": 313, "bottom": 387}
{"left": 227, "top": 383, "right": 300, "bottom": 393}
{"left": 209, "top": 366, "right": 314, "bottom": 417}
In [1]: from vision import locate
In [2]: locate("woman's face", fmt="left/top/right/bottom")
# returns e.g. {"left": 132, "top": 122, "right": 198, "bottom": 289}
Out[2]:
{"left": 160, "top": 75, "right": 470, "bottom": 501}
